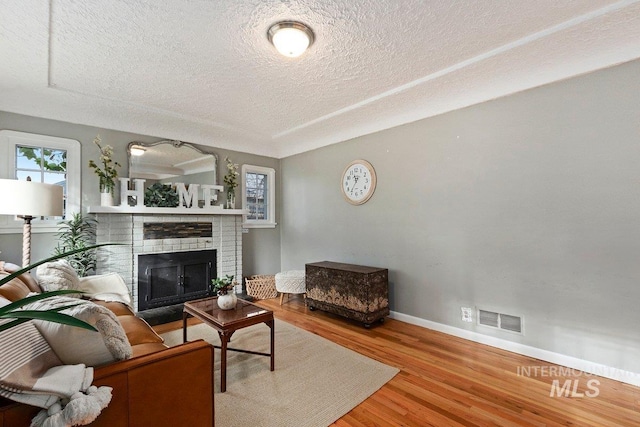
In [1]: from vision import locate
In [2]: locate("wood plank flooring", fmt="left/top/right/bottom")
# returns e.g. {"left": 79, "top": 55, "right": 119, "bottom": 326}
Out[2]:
{"left": 155, "top": 296, "right": 640, "bottom": 426}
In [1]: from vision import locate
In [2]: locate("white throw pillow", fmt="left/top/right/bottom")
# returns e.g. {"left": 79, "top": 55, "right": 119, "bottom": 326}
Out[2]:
{"left": 78, "top": 273, "right": 132, "bottom": 306}
{"left": 24, "top": 295, "right": 132, "bottom": 366}
{"left": 35, "top": 260, "right": 80, "bottom": 293}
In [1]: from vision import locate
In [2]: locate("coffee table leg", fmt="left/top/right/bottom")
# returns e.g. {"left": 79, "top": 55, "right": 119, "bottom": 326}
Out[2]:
{"left": 269, "top": 319, "right": 275, "bottom": 371}
{"left": 182, "top": 311, "right": 189, "bottom": 343}
{"left": 219, "top": 332, "right": 228, "bottom": 392}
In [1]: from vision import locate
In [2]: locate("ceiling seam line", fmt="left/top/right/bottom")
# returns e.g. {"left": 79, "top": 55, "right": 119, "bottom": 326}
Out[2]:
{"left": 273, "top": 0, "right": 640, "bottom": 139}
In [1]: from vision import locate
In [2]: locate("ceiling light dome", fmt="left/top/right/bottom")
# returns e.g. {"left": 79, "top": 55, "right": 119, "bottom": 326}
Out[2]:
{"left": 268, "top": 21, "right": 314, "bottom": 58}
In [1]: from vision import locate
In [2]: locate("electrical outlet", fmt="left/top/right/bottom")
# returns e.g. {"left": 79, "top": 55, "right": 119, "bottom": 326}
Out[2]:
{"left": 461, "top": 307, "right": 474, "bottom": 323}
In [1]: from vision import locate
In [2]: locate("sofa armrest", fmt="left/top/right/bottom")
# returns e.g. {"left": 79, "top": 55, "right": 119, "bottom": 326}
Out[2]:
{"left": 0, "top": 341, "right": 215, "bottom": 427}
{"left": 92, "top": 339, "right": 214, "bottom": 427}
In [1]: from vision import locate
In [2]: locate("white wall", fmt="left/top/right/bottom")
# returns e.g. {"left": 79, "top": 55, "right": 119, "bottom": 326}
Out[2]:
{"left": 280, "top": 59, "right": 640, "bottom": 374}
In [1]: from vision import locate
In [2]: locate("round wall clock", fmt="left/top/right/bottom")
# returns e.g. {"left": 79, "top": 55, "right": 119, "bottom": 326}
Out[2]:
{"left": 341, "top": 159, "right": 377, "bottom": 205}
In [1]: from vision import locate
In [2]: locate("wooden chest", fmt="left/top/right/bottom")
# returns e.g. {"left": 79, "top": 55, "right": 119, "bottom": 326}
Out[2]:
{"left": 305, "top": 261, "right": 389, "bottom": 327}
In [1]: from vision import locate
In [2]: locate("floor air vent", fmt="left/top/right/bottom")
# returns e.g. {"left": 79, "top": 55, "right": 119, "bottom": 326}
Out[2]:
{"left": 478, "top": 309, "right": 523, "bottom": 334}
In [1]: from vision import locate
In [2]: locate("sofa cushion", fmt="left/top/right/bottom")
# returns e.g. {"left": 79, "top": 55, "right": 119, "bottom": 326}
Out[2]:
{"left": 35, "top": 260, "right": 80, "bottom": 293}
{"left": 117, "top": 315, "right": 164, "bottom": 346}
{"left": 0, "top": 274, "right": 31, "bottom": 301}
{"left": 78, "top": 273, "right": 132, "bottom": 306}
{"left": 91, "top": 300, "right": 135, "bottom": 317}
{"left": 25, "top": 296, "right": 132, "bottom": 367}
{"left": 131, "top": 342, "right": 169, "bottom": 358}
{"left": 0, "top": 261, "right": 41, "bottom": 293}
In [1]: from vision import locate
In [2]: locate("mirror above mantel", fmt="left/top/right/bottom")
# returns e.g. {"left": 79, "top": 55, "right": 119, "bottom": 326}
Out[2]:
{"left": 128, "top": 140, "right": 218, "bottom": 185}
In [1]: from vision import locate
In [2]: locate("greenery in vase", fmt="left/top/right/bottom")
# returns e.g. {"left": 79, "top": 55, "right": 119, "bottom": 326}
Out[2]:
{"left": 53, "top": 213, "right": 98, "bottom": 277}
{"left": 88, "top": 135, "right": 121, "bottom": 194}
{"left": 223, "top": 157, "right": 239, "bottom": 199}
{"left": 144, "top": 183, "right": 179, "bottom": 207}
{"left": 212, "top": 274, "right": 235, "bottom": 295}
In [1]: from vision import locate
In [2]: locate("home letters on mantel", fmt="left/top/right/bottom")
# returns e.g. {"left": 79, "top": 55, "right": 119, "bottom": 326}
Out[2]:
{"left": 118, "top": 178, "right": 224, "bottom": 210}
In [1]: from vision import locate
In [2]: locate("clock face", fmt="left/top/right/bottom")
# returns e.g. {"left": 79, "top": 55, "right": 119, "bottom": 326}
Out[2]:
{"left": 341, "top": 160, "right": 377, "bottom": 205}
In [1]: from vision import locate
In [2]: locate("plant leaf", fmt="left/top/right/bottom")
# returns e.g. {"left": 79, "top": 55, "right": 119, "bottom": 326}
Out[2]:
{"left": 0, "top": 318, "right": 30, "bottom": 331}
{"left": 0, "top": 311, "right": 97, "bottom": 332}
{"left": 0, "top": 290, "right": 85, "bottom": 315}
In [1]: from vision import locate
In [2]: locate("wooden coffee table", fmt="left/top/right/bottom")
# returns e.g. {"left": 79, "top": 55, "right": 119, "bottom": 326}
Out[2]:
{"left": 183, "top": 296, "right": 275, "bottom": 392}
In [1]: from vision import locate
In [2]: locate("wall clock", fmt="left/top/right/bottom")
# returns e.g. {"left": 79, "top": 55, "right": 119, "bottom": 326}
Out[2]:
{"left": 341, "top": 159, "right": 377, "bottom": 205}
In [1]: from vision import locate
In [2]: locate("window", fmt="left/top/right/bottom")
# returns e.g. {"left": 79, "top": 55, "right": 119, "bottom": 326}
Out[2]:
{"left": 241, "top": 164, "right": 276, "bottom": 228}
{"left": 0, "top": 130, "right": 81, "bottom": 233}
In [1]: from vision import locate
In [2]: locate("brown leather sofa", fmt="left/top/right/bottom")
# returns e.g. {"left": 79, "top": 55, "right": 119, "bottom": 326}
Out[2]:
{"left": 0, "top": 262, "right": 214, "bottom": 427}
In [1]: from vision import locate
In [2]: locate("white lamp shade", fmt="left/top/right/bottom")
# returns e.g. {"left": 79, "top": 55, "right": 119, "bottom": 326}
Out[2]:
{"left": 0, "top": 179, "right": 64, "bottom": 217}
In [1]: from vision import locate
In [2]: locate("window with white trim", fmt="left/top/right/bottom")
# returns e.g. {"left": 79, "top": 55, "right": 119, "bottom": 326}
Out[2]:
{"left": 0, "top": 131, "right": 81, "bottom": 233}
{"left": 241, "top": 164, "right": 276, "bottom": 228}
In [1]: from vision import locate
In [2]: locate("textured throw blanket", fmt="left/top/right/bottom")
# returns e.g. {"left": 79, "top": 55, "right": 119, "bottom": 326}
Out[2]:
{"left": 0, "top": 310, "right": 112, "bottom": 426}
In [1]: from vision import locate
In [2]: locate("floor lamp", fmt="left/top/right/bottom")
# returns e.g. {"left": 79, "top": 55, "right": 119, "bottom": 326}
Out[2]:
{"left": 0, "top": 179, "right": 64, "bottom": 267}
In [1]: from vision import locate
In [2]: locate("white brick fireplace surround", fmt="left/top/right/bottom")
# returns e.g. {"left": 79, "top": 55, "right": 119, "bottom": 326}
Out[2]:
{"left": 90, "top": 207, "right": 244, "bottom": 312}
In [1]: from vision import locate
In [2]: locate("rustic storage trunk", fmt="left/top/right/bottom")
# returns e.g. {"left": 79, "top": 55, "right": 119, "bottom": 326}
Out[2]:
{"left": 305, "top": 261, "right": 389, "bottom": 328}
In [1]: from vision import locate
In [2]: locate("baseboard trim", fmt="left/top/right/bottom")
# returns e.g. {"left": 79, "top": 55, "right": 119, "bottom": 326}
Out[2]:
{"left": 389, "top": 311, "right": 640, "bottom": 387}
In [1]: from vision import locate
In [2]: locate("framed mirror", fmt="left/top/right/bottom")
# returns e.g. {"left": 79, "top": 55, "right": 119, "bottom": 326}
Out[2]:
{"left": 127, "top": 140, "right": 218, "bottom": 186}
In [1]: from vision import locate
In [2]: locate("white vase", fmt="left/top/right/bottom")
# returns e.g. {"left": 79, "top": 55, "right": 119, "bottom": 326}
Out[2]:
{"left": 217, "top": 293, "right": 237, "bottom": 310}
{"left": 100, "top": 190, "right": 114, "bottom": 207}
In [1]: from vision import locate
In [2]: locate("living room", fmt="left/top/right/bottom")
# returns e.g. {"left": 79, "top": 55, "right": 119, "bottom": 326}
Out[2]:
{"left": 1, "top": 1, "right": 640, "bottom": 426}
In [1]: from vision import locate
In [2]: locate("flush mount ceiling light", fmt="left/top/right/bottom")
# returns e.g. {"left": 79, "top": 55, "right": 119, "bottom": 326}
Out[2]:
{"left": 268, "top": 21, "right": 314, "bottom": 58}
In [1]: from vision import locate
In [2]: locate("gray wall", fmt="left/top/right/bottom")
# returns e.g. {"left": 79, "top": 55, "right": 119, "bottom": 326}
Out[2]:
{"left": 0, "top": 112, "right": 281, "bottom": 275}
{"left": 280, "top": 59, "right": 640, "bottom": 373}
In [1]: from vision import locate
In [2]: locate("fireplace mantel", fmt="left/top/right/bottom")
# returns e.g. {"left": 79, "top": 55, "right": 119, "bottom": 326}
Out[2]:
{"left": 88, "top": 206, "right": 247, "bottom": 215}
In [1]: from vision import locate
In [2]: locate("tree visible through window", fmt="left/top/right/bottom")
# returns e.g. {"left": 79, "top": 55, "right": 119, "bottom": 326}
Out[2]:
{"left": 242, "top": 164, "right": 276, "bottom": 228}
{"left": 245, "top": 171, "right": 268, "bottom": 220}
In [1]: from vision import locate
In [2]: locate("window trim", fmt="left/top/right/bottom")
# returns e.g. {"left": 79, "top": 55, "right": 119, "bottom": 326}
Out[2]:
{"left": 0, "top": 130, "right": 81, "bottom": 234}
{"left": 241, "top": 164, "right": 276, "bottom": 229}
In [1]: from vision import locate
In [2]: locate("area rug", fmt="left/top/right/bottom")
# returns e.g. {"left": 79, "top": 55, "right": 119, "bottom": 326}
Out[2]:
{"left": 160, "top": 319, "right": 398, "bottom": 427}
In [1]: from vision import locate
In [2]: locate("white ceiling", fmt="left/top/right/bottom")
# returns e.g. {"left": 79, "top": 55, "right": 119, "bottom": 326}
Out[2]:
{"left": 1, "top": 0, "right": 639, "bottom": 159}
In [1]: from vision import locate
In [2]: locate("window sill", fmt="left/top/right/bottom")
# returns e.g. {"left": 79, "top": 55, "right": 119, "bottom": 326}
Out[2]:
{"left": 242, "top": 222, "right": 277, "bottom": 229}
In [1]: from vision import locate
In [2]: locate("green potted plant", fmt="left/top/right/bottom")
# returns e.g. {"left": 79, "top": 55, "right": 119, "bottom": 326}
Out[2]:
{"left": 223, "top": 157, "right": 239, "bottom": 209}
{"left": 212, "top": 274, "right": 237, "bottom": 310}
{"left": 88, "top": 135, "right": 121, "bottom": 206}
{"left": 53, "top": 213, "right": 98, "bottom": 277}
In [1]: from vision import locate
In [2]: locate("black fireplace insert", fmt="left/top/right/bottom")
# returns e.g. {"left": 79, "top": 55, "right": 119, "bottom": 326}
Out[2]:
{"left": 137, "top": 249, "right": 216, "bottom": 311}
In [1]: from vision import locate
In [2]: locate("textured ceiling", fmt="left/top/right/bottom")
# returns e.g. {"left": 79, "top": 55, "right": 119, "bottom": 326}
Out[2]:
{"left": 1, "top": 0, "right": 639, "bottom": 158}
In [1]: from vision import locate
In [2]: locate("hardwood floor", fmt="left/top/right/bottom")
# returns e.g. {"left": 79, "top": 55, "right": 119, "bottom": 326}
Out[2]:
{"left": 156, "top": 296, "right": 640, "bottom": 426}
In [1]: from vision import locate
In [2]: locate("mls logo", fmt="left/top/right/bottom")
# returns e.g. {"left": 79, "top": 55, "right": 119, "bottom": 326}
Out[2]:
{"left": 549, "top": 379, "right": 600, "bottom": 397}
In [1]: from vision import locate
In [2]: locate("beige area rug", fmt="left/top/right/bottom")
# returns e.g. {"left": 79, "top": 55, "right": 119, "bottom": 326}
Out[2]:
{"left": 161, "top": 319, "right": 398, "bottom": 427}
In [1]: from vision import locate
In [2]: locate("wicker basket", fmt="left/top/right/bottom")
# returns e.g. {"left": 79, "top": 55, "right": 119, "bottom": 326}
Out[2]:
{"left": 245, "top": 274, "right": 277, "bottom": 299}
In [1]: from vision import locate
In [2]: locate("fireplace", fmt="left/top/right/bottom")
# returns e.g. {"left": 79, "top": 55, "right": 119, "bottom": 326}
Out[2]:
{"left": 92, "top": 210, "right": 243, "bottom": 311}
{"left": 137, "top": 249, "right": 216, "bottom": 311}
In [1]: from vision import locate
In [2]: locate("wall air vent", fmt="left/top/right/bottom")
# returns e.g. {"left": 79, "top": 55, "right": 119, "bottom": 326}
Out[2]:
{"left": 478, "top": 309, "right": 523, "bottom": 334}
